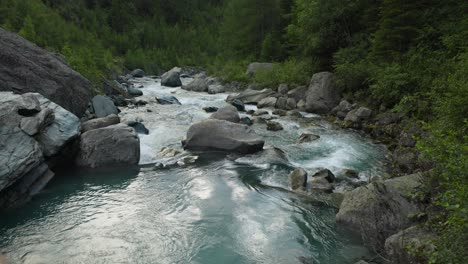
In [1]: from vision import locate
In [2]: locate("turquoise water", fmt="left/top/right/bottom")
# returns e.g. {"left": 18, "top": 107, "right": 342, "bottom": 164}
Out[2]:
{"left": 0, "top": 78, "right": 389, "bottom": 263}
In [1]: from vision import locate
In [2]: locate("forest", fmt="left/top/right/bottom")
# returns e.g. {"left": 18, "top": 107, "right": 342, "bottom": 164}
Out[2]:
{"left": 0, "top": 0, "right": 466, "bottom": 262}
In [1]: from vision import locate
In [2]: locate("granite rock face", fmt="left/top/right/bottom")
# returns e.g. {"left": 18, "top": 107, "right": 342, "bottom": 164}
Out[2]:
{"left": 305, "top": 72, "right": 342, "bottom": 114}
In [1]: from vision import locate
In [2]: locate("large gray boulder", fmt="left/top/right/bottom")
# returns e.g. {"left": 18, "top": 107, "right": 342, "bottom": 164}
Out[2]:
{"left": 0, "top": 28, "right": 92, "bottom": 116}
{"left": 209, "top": 106, "right": 240, "bottom": 123}
{"left": 246, "top": 62, "right": 273, "bottom": 76}
{"left": 226, "top": 88, "right": 276, "bottom": 105}
{"left": 161, "top": 68, "right": 182, "bottom": 87}
{"left": 289, "top": 168, "right": 308, "bottom": 190}
{"left": 336, "top": 173, "right": 424, "bottom": 251}
{"left": 91, "top": 95, "right": 119, "bottom": 118}
{"left": 344, "top": 107, "right": 372, "bottom": 123}
{"left": 183, "top": 119, "right": 264, "bottom": 154}
{"left": 182, "top": 74, "right": 217, "bottom": 92}
{"left": 305, "top": 72, "right": 342, "bottom": 114}
{"left": 76, "top": 124, "right": 140, "bottom": 168}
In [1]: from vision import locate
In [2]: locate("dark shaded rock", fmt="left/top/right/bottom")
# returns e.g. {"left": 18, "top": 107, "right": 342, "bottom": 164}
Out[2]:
{"left": 161, "top": 68, "right": 182, "bottom": 87}
{"left": 336, "top": 173, "right": 424, "bottom": 251}
{"left": 258, "top": 97, "right": 277, "bottom": 108}
{"left": 81, "top": 114, "right": 120, "bottom": 132}
{"left": 156, "top": 95, "right": 181, "bottom": 105}
{"left": 91, "top": 95, "right": 119, "bottom": 118}
{"left": 345, "top": 107, "right": 372, "bottom": 123}
{"left": 183, "top": 119, "right": 264, "bottom": 154}
{"left": 134, "top": 99, "right": 148, "bottom": 106}
{"left": 289, "top": 168, "right": 308, "bottom": 190}
{"left": 287, "top": 86, "right": 307, "bottom": 103}
{"left": 278, "top": 84, "right": 288, "bottom": 95}
{"left": 127, "top": 121, "right": 150, "bottom": 135}
{"left": 226, "top": 88, "right": 275, "bottom": 105}
{"left": 276, "top": 97, "right": 288, "bottom": 110}
{"left": 342, "top": 169, "right": 359, "bottom": 179}
{"left": 253, "top": 109, "right": 269, "bottom": 116}
{"left": 297, "top": 133, "right": 320, "bottom": 144}
{"left": 312, "top": 169, "right": 336, "bottom": 183}
{"left": 128, "top": 87, "right": 143, "bottom": 96}
{"left": 286, "top": 98, "right": 296, "bottom": 110}
{"left": 305, "top": 72, "right": 341, "bottom": 114}
{"left": 266, "top": 121, "right": 283, "bottom": 131}
{"left": 112, "top": 95, "right": 128, "bottom": 107}
{"left": 0, "top": 28, "right": 93, "bottom": 116}
{"left": 209, "top": 106, "right": 240, "bottom": 123}
{"left": 309, "top": 176, "right": 334, "bottom": 193}
{"left": 272, "top": 109, "right": 287, "bottom": 116}
{"left": 332, "top": 100, "right": 354, "bottom": 119}
{"left": 230, "top": 99, "right": 245, "bottom": 112}
{"left": 385, "top": 226, "right": 435, "bottom": 264}
{"left": 131, "top": 69, "right": 145, "bottom": 78}
{"left": 240, "top": 117, "right": 253, "bottom": 126}
{"left": 246, "top": 109, "right": 255, "bottom": 115}
{"left": 246, "top": 62, "right": 273, "bottom": 76}
{"left": 76, "top": 124, "right": 140, "bottom": 168}
{"left": 203, "top": 106, "right": 219, "bottom": 113}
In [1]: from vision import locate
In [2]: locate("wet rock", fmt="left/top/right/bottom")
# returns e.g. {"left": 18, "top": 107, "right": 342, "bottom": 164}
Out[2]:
{"left": 226, "top": 88, "right": 275, "bottom": 105}
{"left": 309, "top": 176, "right": 334, "bottom": 193}
{"left": 336, "top": 173, "right": 424, "bottom": 251}
{"left": 127, "top": 121, "right": 150, "bottom": 135}
{"left": 91, "top": 95, "right": 119, "bottom": 118}
{"left": 235, "top": 147, "right": 289, "bottom": 166}
{"left": 183, "top": 119, "right": 264, "bottom": 154}
{"left": 240, "top": 117, "right": 253, "bottom": 126}
{"left": 342, "top": 169, "right": 359, "bottom": 179}
{"left": 161, "top": 67, "right": 182, "bottom": 87}
{"left": 305, "top": 72, "right": 341, "bottom": 114}
{"left": 286, "top": 98, "right": 296, "bottom": 110}
{"left": 278, "top": 84, "right": 289, "bottom": 95}
{"left": 156, "top": 95, "right": 181, "bottom": 105}
{"left": 182, "top": 73, "right": 217, "bottom": 92}
{"left": 297, "top": 133, "right": 320, "bottom": 144}
{"left": 332, "top": 100, "right": 354, "bottom": 119}
{"left": 76, "top": 124, "right": 140, "bottom": 168}
{"left": 247, "top": 109, "right": 255, "bottom": 115}
{"left": 276, "top": 97, "right": 288, "bottom": 110}
{"left": 312, "top": 169, "right": 336, "bottom": 183}
{"left": 258, "top": 96, "right": 278, "bottom": 108}
{"left": 0, "top": 28, "right": 92, "bottom": 116}
{"left": 266, "top": 121, "right": 283, "bottom": 131}
{"left": 230, "top": 99, "right": 245, "bottom": 112}
{"left": 134, "top": 99, "right": 148, "bottom": 106}
{"left": 272, "top": 109, "right": 287, "bottom": 116}
{"left": 210, "top": 106, "right": 240, "bottom": 123}
{"left": 288, "top": 110, "right": 303, "bottom": 118}
{"left": 160, "top": 147, "right": 182, "bottom": 158}
{"left": 81, "top": 114, "right": 120, "bottom": 132}
{"left": 345, "top": 107, "right": 372, "bottom": 123}
{"left": 385, "top": 226, "right": 435, "bottom": 264}
{"left": 208, "top": 84, "right": 225, "bottom": 94}
{"left": 289, "top": 168, "right": 308, "bottom": 190}
{"left": 253, "top": 109, "right": 269, "bottom": 116}
{"left": 246, "top": 62, "right": 273, "bottom": 76}
{"left": 130, "top": 69, "right": 145, "bottom": 78}
{"left": 111, "top": 95, "right": 128, "bottom": 107}
{"left": 128, "top": 87, "right": 143, "bottom": 96}
{"left": 203, "top": 106, "right": 219, "bottom": 113}
{"left": 20, "top": 108, "right": 54, "bottom": 136}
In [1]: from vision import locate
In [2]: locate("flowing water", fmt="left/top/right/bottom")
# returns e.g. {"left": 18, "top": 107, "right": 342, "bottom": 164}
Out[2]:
{"left": 0, "top": 77, "right": 390, "bottom": 264}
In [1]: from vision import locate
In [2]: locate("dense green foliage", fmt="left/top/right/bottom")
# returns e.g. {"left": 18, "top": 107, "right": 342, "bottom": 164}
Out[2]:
{"left": 0, "top": 0, "right": 467, "bottom": 262}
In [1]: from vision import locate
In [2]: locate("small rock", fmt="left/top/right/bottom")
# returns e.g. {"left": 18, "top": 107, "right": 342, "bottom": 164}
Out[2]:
{"left": 156, "top": 96, "right": 181, "bottom": 105}
{"left": 272, "top": 109, "right": 287, "bottom": 116}
{"left": 312, "top": 169, "right": 336, "bottom": 183}
{"left": 146, "top": 109, "right": 153, "bottom": 112}
{"left": 131, "top": 69, "right": 145, "bottom": 78}
{"left": 343, "top": 169, "right": 359, "bottom": 179}
{"left": 161, "top": 68, "right": 182, "bottom": 87}
{"left": 289, "top": 168, "right": 308, "bottom": 190}
{"left": 286, "top": 98, "right": 296, "bottom": 110}
{"left": 230, "top": 99, "right": 245, "bottom": 112}
{"left": 278, "top": 84, "right": 288, "bottom": 95}
{"left": 310, "top": 176, "right": 334, "bottom": 193}
{"left": 288, "top": 110, "right": 303, "bottom": 118}
{"left": 81, "top": 114, "right": 120, "bottom": 132}
{"left": 240, "top": 117, "right": 253, "bottom": 126}
{"left": 246, "top": 110, "right": 255, "bottom": 115}
{"left": 275, "top": 97, "right": 288, "bottom": 110}
{"left": 210, "top": 106, "right": 240, "bottom": 123}
{"left": 203, "top": 106, "right": 219, "bottom": 113}
{"left": 297, "top": 133, "right": 320, "bottom": 144}
{"left": 253, "top": 109, "right": 269, "bottom": 116}
{"left": 160, "top": 147, "right": 181, "bottom": 158}
{"left": 127, "top": 121, "right": 149, "bottom": 135}
{"left": 135, "top": 100, "right": 148, "bottom": 106}
{"left": 257, "top": 97, "right": 277, "bottom": 108}
{"left": 296, "top": 99, "right": 306, "bottom": 110}
{"left": 208, "top": 84, "right": 225, "bottom": 94}
{"left": 344, "top": 107, "right": 372, "bottom": 123}
{"left": 91, "top": 95, "right": 119, "bottom": 118}
{"left": 128, "top": 87, "right": 143, "bottom": 96}
{"left": 331, "top": 100, "right": 354, "bottom": 119}
{"left": 266, "top": 121, "right": 283, "bottom": 131}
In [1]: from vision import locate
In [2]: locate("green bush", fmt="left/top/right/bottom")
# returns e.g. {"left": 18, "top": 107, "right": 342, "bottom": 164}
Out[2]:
{"left": 253, "top": 59, "right": 314, "bottom": 88}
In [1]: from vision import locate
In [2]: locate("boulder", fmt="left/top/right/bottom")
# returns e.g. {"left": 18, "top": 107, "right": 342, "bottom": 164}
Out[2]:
{"left": 278, "top": 84, "right": 289, "bottom": 95}
{"left": 289, "top": 168, "right": 308, "bottom": 190}
{"left": 286, "top": 98, "right": 296, "bottom": 110}
{"left": 336, "top": 173, "right": 425, "bottom": 251}
{"left": 156, "top": 95, "right": 181, "bottom": 105}
{"left": 246, "top": 62, "right": 273, "bottom": 76}
{"left": 230, "top": 99, "right": 245, "bottom": 112}
{"left": 312, "top": 169, "right": 336, "bottom": 183}
{"left": 287, "top": 86, "right": 307, "bottom": 103}
{"left": 91, "top": 95, "right": 119, "bottom": 118}
{"left": 161, "top": 68, "right": 182, "bottom": 87}
{"left": 209, "top": 106, "right": 240, "bottom": 123}
{"left": 310, "top": 176, "right": 334, "bottom": 193}
{"left": 0, "top": 28, "right": 93, "bottom": 116}
{"left": 182, "top": 74, "right": 217, "bottom": 92}
{"left": 297, "top": 133, "right": 320, "bottom": 144}
{"left": 81, "top": 114, "right": 120, "bottom": 132}
{"left": 332, "top": 100, "right": 354, "bottom": 119}
{"left": 76, "top": 124, "right": 140, "bottom": 168}
{"left": 342, "top": 169, "right": 359, "bottom": 179}
{"left": 127, "top": 121, "right": 150, "bottom": 135}
{"left": 203, "top": 106, "right": 218, "bottom": 113}
{"left": 257, "top": 97, "right": 278, "bottom": 108}
{"left": 182, "top": 119, "right": 264, "bottom": 154}
{"left": 208, "top": 84, "right": 225, "bottom": 94}
{"left": 305, "top": 72, "right": 341, "bottom": 114}
{"left": 226, "top": 88, "right": 275, "bottom": 105}
{"left": 275, "top": 97, "right": 288, "bottom": 110}
{"left": 385, "top": 226, "right": 435, "bottom": 264}
{"left": 235, "top": 147, "right": 289, "bottom": 166}
{"left": 345, "top": 107, "right": 372, "bottom": 123}
{"left": 130, "top": 69, "right": 145, "bottom": 78}
{"left": 266, "top": 121, "right": 283, "bottom": 131}
{"left": 128, "top": 87, "right": 143, "bottom": 96}
{"left": 297, "top": 99, "right": 306, "bottom": 110}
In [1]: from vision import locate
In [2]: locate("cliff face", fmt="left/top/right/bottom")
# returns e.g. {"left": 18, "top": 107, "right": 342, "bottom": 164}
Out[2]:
{"left": 0, "top": 28, "right": 93, "bottom": 117}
